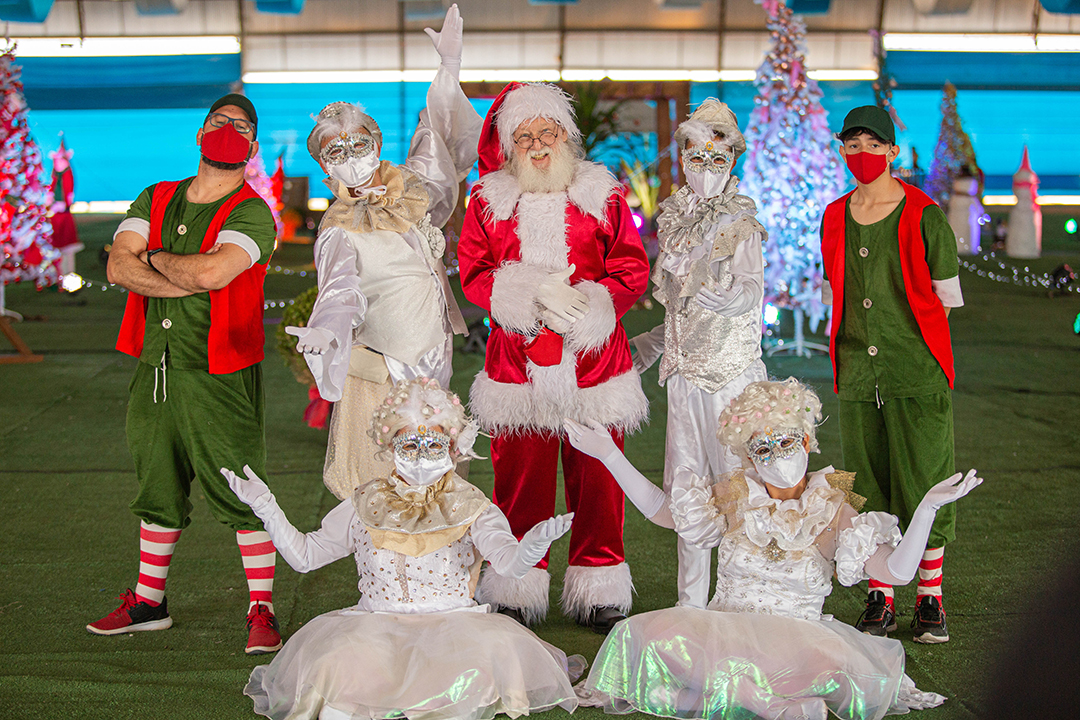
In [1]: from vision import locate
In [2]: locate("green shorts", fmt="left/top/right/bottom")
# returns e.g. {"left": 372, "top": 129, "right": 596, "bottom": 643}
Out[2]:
{"left": 125, "top": 360, "right": 267, "bottom": 531}
{"left": 838, "top": 390, "right": 956, "bottom": 548}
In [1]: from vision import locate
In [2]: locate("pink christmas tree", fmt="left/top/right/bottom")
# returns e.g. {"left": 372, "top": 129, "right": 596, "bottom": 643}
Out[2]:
{"left": 0, "top": 45, "right": 59, "bottom": 289}
{"left": 245, "top": 150, "right": 284, "bottom": 240}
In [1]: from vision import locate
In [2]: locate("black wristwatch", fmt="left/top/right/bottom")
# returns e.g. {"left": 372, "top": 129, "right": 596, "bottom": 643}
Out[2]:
{"left": 146, "top": 248, "right": 163, "bottom": 270}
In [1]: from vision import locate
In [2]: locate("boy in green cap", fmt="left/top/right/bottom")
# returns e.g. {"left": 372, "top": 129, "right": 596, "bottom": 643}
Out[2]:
{"left": 88, "top": 94, "right": 282, "bottom": 655}
{"left": 819, "top": 105, "right": 965, "bottom": 643}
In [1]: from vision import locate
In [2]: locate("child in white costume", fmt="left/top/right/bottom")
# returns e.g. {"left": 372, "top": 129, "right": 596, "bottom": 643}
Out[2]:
{"left": 564, "top": 378, "right": 981, "bottom": 720}
{"left": 222, "top": 378, "right": 580, "bottom": 720}
{"left": 285, "top": 5, "right": 480, "bottom": 500}
{"left": 631, "top": 99, "right": 768, "bottom": 609}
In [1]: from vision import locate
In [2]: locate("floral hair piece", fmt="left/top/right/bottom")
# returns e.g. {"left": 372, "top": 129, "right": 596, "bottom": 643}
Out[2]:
{"left": 716, "top": 377, "right": 823, "bottom": 466}
{"left": 369, "top": 377, "right": 482, "bottom": 460}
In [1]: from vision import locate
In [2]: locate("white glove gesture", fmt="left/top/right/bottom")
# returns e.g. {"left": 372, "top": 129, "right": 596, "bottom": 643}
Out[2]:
{"left": 536, "top": 265, "right": 589, "bottom": 324}
{"left": 694, "top": 285, "right": 742, "bottom": 314}
{"left": 920, "top": 469, "right": 982, "bottom": 512}
{"left": 285, "top": 325, "right": 336, "bottom": 356}
{"left": 563, "top": 419, "right": 619, "bottom": 462}
{"left": 517, "top": 512, "right": 574, "bottom": 567}
{"left": 630, "top": 326, "right": 664, "bottom": 373}
{"left": 221, "top": 465, "right": 272, "bottom": 507}
{"left": 424, "top": 4, "right": 463, "bottom": 68}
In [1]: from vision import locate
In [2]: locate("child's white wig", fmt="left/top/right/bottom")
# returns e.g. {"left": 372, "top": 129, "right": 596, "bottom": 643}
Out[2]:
{"left": 717, "top": 377, "right": 823, "bottom": 465}
{"left": 369, "top": 377, "right": 481, "bottom": 460}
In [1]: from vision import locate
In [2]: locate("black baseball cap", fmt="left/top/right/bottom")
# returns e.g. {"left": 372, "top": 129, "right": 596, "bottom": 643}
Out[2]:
{"left": 209, "top": 93, "right": 258, "bottom": 139}
{"left": 838, "top": 105, "right": 895, "bottom": 145}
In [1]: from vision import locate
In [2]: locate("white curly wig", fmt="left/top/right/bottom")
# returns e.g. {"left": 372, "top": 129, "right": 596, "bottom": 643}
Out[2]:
{"left": 306, "top": 101, "right": 383, "bottom": 164}
{"left": 369, "top": 377, "right": 481, "bottom": 460}
{"left": 717, "top": 377, "right": 823, "bottom": 466}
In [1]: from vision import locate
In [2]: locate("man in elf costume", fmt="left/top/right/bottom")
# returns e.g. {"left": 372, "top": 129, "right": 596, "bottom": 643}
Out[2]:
{"left": 457, "top": 82, "right": 650, "bottom": 634}
{"left": 90, "top": 94, "right": 281, "bottom": 655}
{"left": 820, "top": 105, "right": 964, "bottom": 643}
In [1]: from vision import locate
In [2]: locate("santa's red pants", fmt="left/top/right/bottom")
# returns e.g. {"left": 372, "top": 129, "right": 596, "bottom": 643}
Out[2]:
{"left": 490, "top": 429, "right": 626, "bottom": 568}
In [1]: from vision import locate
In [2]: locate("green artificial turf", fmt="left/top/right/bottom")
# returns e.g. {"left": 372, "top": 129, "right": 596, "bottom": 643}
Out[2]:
{"left": 1, "top": 215, "right": 1079, "bottom": 719}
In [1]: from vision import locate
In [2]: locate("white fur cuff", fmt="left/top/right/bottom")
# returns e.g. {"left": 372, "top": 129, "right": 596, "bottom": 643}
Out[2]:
{"left": 490, "top": 262, "right": 546, "bottom": 335}
{"left": 561, "top": 563, "right": 634, "bottom": 622}
{"left": 564, "top": 281, "right": 616, "bottom": 354}
{"left": 475, "top": 565, "right": 550, "bottom": 625}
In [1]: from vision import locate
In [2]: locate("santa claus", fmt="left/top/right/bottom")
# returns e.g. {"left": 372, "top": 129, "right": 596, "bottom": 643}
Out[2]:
{"left": 457, "top": 82, "right": 650, "bottom": 633}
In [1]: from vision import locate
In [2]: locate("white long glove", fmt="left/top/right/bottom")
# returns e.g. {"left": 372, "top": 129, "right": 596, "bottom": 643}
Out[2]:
{"left": 285, "top": 325, "right": 337, "bottom": 356}
{"left": 695, "top": 284, "right": 754, "bottom": 317}
{"left": 563, "top": 419, "right": 673, "bottom": 527}
{"left": 537, "top": 265, "right": 589, "bottom": 324}
{"left": 475, "top": 507, "right": 574, "bottom": 579}
{"left": 630, "top": 324, "right": 665, "bottom": 373}
{"left": 515, "top": 513, "right": 575, "bottom": 570}
{"left": 424, "top": 4, "right": 463, "bottom": 80}
{"left": 885, "top": 469, "right": 983, "bottom": 583}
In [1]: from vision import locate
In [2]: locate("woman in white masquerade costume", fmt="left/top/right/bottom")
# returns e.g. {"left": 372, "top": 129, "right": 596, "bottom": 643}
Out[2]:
{"left": 285, "top": 4, "right": 481, "bottom": 502}
{"left": 564, "top": 378, "right": 982, "bottom": 720}
{"left": 630, "top": 99, "right": 768, "bottom": 610}
{"left": 221, "top": 378, "right": 580, "bottom": 720}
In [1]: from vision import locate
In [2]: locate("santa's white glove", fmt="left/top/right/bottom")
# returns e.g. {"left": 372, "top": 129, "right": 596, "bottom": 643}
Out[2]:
{"left": 221, "top": 465, "right": 273, "bottom": 508}
{"left": 285, "top": 325, "right": 336, "bottom": 356}
{"left": 695, "top": 285, "right": 744, "bottom": 315}
{"left": 630, "top": 325, "right": 665, "bottom": 373}
{"left": 539, "top": 309, "right": 573, "bottom": 335}
{"left": 886, "top": 469, "right": 983, "bottom": 582}
{"left": 517, "top": 513, "right": 574, "bottom": 568}
{"left": 537, "top": 265, "right": 589, "bottom": 324}
{"left": 424, "top": 4, "right": 463, "bottom": 78}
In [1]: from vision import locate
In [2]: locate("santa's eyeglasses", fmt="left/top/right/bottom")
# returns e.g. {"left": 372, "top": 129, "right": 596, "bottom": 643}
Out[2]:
{"left": 512, "top": 129, "right": 559, "bottom": 149}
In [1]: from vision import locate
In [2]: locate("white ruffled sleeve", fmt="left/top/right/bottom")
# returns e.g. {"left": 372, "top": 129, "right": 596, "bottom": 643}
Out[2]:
{"left": 303, "top": 226, "right": 367, "bottom": 402}
{"left": 405, "top": 64, "right": 483, "bottom": 227}
{"left": 669, "top": 467, "right": 726, "bottom": 550}
{"left": 833, "top": 511, "right": 903, "bottom": 587}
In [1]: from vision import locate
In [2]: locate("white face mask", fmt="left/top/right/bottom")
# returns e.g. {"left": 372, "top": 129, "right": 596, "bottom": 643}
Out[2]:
{"left": 393, "top": 453, "right": 454, "bottom": 488}
{"left": 684, "top": 168, "right": 730, "bottom": 199}
{"left": 327, "top": 154, "right": 380, "bottom": 189}
{"left": 752, "top": 447, "right": 809, "bottom": 489}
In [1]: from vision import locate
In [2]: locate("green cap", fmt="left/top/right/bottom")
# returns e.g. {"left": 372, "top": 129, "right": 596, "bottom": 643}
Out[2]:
{"left": 209, "top": 93, "right": 258, "bottom": 139}
{"left": 838, "top": 105, "right": 895, "bottom": 145}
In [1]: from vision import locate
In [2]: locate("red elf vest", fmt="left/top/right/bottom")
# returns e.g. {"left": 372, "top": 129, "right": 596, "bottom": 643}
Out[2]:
{"left": 116, "top": 179, "right": 270, "bottom": 375}
{"left": 820, "top": 179, "right": 954, "bottom": 393}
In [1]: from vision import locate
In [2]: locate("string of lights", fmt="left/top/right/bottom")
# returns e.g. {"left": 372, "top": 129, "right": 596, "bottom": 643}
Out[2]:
{"left": 958, "top": 252, "right": 1079, "bottom": 295}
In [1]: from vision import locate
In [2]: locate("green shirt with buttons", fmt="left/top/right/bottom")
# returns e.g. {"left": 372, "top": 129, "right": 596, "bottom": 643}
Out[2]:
{"left": 825, "top": 197, "right": 959, "bottom": 403}
{"left": 126, "top": 179, "right": 276, "bottom": 371}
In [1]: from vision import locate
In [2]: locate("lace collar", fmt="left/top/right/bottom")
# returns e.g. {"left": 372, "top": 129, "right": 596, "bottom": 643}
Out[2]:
{"left": 740, "top": 467, "right": 845, "bottom": 552}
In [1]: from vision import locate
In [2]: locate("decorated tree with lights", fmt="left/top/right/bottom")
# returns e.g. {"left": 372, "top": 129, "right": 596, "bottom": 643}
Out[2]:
{"left": 741, "top": 0, "right": 846, "bottom": 354}
{"left": 923, "top": 81, "right": 981, "bottom": 211}
{"left": 245, "top": 149, "right": 284, "bottom": 240}
{"left": 0, "top": 45, "right": 59, "bottom": 295}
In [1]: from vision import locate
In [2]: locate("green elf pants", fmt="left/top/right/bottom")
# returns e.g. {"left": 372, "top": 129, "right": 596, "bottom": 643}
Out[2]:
{"left": 126, "top": 360, "right": 267, "bottom": 531}
{"left": 838, "top": 390, "right": 956, "bottom": 548}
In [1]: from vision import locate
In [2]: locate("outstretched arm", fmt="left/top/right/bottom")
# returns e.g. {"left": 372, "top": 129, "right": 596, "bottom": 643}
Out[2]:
{"left": 471, "top": 505, "right": 574, "bottom": 578}
{"left": 221, "top": 466, "right": 354, "bottom": 573}
{"left": 563, "top": 419, "right": 674, "bottom": 528}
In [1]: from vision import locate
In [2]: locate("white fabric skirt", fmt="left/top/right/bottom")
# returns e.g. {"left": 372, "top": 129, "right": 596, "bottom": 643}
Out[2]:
{"left": 246, "top": 607, "right": 579, "bottom": 720}
{"left": 578, "top": 606, "right": 943, "bottom": 720}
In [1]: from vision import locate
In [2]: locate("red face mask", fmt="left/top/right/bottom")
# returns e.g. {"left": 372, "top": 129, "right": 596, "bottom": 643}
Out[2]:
{"left": 844, "top": 151, "right": 889, "bottom": 185}
{"left": 201, "top": 123, "right": 251, "bottom": 164}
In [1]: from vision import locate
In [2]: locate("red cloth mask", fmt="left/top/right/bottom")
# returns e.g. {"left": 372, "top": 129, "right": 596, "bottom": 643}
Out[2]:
{"left": 844, "top": 151, "right": 889, "bottom": 185}
{"left": 201, "top": 124, "right": 251, "bottom": 164}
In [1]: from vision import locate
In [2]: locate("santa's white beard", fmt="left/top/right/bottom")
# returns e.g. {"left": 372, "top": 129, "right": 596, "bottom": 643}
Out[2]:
{"left": 509, "top": 143, "right": 576, "bottom": 193}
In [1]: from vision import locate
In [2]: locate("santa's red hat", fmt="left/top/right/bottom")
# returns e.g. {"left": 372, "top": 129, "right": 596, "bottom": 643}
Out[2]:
{"left": 477, "top": 82, "right": 580, "bottom": 177}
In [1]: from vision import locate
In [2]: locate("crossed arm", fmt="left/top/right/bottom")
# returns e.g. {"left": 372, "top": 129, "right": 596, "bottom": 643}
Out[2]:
{"left": 107, "top": 229, "right": 251, "bottom": 297}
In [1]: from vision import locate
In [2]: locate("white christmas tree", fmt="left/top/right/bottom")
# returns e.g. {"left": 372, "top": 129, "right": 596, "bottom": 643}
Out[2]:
{"left": 740, "top": 0, "right": 846, "bottom": 355}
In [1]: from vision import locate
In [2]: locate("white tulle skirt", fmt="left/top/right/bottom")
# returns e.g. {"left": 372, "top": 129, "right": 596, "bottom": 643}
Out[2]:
{"left": 246, "top": 607, "right": 580, "bottom": 720}
{"left": 578, "top": 607, "right": 944, "bottom": 720}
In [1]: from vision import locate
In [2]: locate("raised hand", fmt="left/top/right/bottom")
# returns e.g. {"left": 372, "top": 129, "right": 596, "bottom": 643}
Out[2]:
{"left": 563, "top": 418, "right": 618, "bottom": 462}
{"left": 285, "top": 325, "right": 336, "bottom": 356}
{"left": 921, "top": 469, "right": 982, "bottom": 511}
{"left": 221, "top": 464, "right": 272, "bottom": 506}
{"left": 424, "top": 4, "right": 463, "bottom": 67}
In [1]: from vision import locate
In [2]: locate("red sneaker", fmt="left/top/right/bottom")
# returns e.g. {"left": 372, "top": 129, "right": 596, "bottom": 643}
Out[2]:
{"left": 246, "top": 603, "right": 282, "bottom": 655}
{"left": 87, "top": 589, "right": 173, "bottom": 635}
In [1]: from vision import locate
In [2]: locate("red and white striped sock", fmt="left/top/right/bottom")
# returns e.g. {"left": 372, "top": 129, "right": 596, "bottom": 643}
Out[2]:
{"left": 916, "top": 547, "right": 944, "bottom": 601}
{"left": 135, "top": 521, "right": 181, "bottom": 607}
{"left": 237, "top": 530, "right": 276, "bottom": 613}
{"left": 868, "top": 578, "right": 895, "bottom": 609}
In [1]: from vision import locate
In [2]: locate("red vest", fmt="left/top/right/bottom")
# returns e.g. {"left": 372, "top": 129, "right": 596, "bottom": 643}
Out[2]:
{"left": 820, "top": 179, "right": 954, "bottom": 393}
{"left": 116, "top": 180, "right": 270, "bottom": 375}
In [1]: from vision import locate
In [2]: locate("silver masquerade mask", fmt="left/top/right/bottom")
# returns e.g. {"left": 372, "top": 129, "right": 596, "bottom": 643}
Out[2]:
{"left": 320, "top": 131, "right": 376, "bottom": 167}
{"left": 391, "top": 425, "right": 452, "bottom": 463}
{"left": 681, "top": 141, "right": 734, "bottom": 175}
{"left": 746, "top": 427, "right": 806, "bottom": 466}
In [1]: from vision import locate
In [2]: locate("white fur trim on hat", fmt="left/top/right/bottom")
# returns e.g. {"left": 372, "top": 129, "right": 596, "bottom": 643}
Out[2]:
{"left": 496, "top": 83, "right": 581, "bottom": 159}
{"left": 561, "top": 563, "right": 634, "bottom": 622}
{"left": 475, "top": 565, "right": 550, "bottom": 625}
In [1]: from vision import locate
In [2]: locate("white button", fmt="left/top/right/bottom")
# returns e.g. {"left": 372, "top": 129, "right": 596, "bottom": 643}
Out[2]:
{"left": 867, "top": 345, "right": 878, "bottom": 356}
{"left": 162, "top": 319, "right": 172, "bottom": 329}
{"left": 859, "top": 247, "right": 868, "bottom": 258}
{"left": 177, "top": 224, "right": 187, "bottom": 235}
{"left": 863, "top": 298, "right": 872, "bottom": 309}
